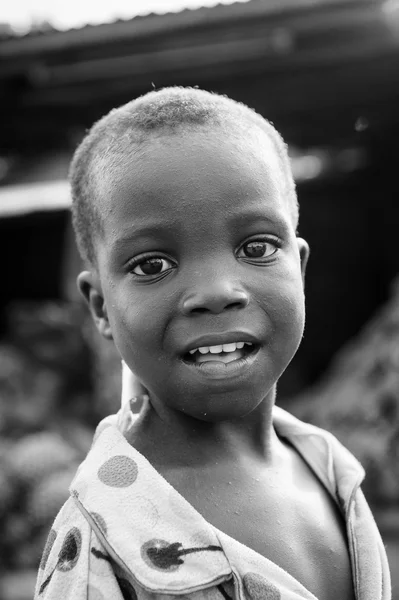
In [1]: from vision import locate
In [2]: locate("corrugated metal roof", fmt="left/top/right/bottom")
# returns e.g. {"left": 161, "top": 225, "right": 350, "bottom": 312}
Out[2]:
{"left": 0, "top": 0, "right": 372, "bottom": 51}
{"left": 0, "top": 1, "right": 257, "bottom": 43}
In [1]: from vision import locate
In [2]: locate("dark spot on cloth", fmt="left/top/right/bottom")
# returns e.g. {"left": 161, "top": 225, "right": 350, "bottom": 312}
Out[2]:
{"left": 39, "top": 529, "right": 57, "bottom": 570}
{"left": 39, "top": 527, "right": 82, "bottom": 594}
{"left": 57, "top": 527, "right": 82, "bottom": 572}
{"left": 90, "top": 511, "right": 108, "bottom": 535}
{"left": 91, "top": 547, "right": 111, "bottom": 562}
{"left": 243, "top": 573, "right": 281, "bottom": 600}
{"left": 141, "top": 538, "right": 223, "bottom": 571}
{"left": 141, "top": 539, "right": 182, "bottom": 571}
{"left": 116, "top": 576, "right": 138, "bottom": 600}
{"left": 98, "top": 455, "right": 138, "bottom": 487}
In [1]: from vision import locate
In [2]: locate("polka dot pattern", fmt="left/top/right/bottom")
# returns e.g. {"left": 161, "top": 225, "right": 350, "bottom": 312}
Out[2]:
{"left": 68, "top": 431, "right": 238, "bottom": 595}
{"left": 57, "top": 527, "right": 82, "bottom": 572}
{"left": 141, "top": 539, "right": 181, "bottom": 572}
{"left": 98, "top": 455, "right": 138, "bottom": 487}
{"left": 243, "top": 573, "right": 281, "bottom": 600}
{"left": 90, "top": 511, "right": 108, "bottom": 535}
{"left": 39, "top": 528, "right": 57, "bottom": 570}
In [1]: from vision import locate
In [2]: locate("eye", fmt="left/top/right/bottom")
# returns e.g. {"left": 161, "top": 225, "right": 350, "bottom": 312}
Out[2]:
{"left": 238, "top": 239, "right": 279, "bottom": 260}
{"left": 131, "top": 256, "right": 175, "bottom": 277}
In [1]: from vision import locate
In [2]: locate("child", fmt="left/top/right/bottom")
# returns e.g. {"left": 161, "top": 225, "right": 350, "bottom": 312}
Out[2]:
{"left": 35, "top": 87, "right": 391, "bottom": 600}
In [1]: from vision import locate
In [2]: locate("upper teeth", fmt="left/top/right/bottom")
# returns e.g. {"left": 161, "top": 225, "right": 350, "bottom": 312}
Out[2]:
{"left": 189, "top": 341, "right": 252, "bottom": 355}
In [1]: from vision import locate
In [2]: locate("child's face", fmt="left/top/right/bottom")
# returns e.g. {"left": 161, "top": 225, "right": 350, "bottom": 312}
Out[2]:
{"left": 79, "top": 127, "right": 309, "bottom": 421}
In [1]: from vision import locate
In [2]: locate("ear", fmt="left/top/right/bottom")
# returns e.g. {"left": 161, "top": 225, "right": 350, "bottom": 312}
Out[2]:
{"left": 296, "top": 237, "right": 310, "bottom": 285}
{"left": 77, "top": 271, "right": 113, "bottom": 340}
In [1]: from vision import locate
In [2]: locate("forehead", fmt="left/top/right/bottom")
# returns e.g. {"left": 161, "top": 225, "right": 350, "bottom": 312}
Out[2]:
{"left": 95, "top": 127, "right": 289, "bottom": 242}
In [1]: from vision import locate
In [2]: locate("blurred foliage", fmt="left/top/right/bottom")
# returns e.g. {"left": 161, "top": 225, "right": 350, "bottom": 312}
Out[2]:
{"left": 0, "top": 301, "right": 115, "bottom": 584}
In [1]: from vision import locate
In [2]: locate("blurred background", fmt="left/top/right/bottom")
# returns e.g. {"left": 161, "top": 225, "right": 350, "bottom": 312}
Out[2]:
{"left": 0, "top": 0, "right": 398, "bottom": 598}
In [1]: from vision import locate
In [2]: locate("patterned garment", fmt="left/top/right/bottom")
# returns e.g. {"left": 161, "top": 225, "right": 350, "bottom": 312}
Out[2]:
{"left": 35, "top": 403, "right": 391, "bottom": 600}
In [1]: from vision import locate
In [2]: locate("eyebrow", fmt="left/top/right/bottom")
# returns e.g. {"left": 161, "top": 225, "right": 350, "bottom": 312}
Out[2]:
{"left": 227, "top": 208, "right": 290, "bottom": 232}
{"left": 110, "top": 207, "right": 289, "bottom": 254}
{"left": 110, "top": 222, "right": 179, "bottom": 251}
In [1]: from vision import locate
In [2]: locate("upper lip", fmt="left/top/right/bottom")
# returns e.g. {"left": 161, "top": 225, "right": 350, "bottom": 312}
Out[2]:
{"left": 181, "top": 331, "right": 261, "bottom": 355}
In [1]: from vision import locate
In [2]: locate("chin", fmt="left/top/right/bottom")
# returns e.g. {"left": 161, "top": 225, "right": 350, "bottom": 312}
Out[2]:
{"left": 177, "top": 389, "right": 270, "bottom": 423}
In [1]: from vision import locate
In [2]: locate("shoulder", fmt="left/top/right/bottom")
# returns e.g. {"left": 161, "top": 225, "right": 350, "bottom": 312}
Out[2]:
{"left": 35, "top": 493, "right": 233, "bottom": 600}
{"left": 273, "top": 405, "right": 364, "bottom": 467}
{"left": 34, "top": 496, "right": 92, "bottom": 599}
{"left": 273, "top": 406, "right": 366, "bottom": 505}
{"left": 34, "top": 496, "right": 144, "bottom": 600}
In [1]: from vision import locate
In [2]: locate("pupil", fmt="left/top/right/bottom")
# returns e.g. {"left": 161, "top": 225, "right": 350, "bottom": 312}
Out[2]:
{"left": 245, "top": 242, "right": 266, "bottom": 257}
{"left": 141, "top": 258, "right": 163, "bottom": 275}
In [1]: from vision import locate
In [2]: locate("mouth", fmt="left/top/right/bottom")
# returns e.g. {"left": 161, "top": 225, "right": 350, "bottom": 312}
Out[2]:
{"left": 183, "top": 341, "right": 257, "bottom": 366}
{"left": 179, "top": 332, "right": 262, "bottom": 379}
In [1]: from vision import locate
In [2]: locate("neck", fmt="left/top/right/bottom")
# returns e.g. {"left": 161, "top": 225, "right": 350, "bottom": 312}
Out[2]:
{"left": 129, "top": 388, "right": 283, "bottom": 470}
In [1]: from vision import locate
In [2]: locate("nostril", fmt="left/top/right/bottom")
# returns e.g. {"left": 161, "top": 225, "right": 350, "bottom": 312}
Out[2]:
{"left": 190, "top": 307, "right": 209, "bottom": 315}
{"left": 226, "top": 301, "right": 245, "bottom": 310}
{"left": 189, "top": 302, "right": 243, "bottom": 315}
{"left": 182, "top": 288, "right": 249, "bottom": 315}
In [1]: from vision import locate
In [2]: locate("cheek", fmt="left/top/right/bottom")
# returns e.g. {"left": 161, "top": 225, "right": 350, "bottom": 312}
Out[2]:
{"left": 105, "top": 286, "right": 168, "bottom": 365}
{"left": 263, "top": 274, "right": 306, "bottom": 343}
{"left": 278, "top": 291, "right": 305, "bottom": 337}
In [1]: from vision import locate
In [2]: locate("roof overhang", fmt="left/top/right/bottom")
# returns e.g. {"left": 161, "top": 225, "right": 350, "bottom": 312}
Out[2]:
{"left": 0, "top": 180, "right": 70, "bottom": 217}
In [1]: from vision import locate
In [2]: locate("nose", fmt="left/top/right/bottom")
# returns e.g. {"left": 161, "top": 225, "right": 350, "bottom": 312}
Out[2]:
{"left": 181, "top": 277, "right": 249, "bottom": 315}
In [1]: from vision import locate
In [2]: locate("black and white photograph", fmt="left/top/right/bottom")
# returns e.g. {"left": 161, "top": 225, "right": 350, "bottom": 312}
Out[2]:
{"left": 0, "top": 1, "right": 398, "bottom": 599}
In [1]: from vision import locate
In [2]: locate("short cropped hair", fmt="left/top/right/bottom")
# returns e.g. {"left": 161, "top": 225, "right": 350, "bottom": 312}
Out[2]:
{"left": 70, "top": 86, "right": 298, "bottom": 266}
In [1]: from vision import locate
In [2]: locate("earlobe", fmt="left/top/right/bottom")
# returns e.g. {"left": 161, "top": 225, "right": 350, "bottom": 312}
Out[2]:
{"left": 77, "top": 271, "right": 113, "bottom": 340}
{"left": 296, "top": 238, "right": 310, "bottom": 285}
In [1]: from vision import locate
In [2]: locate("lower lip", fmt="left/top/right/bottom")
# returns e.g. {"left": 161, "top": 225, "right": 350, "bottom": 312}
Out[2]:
{"left": 181, "top": 347, "right": 260, "bottom": 380}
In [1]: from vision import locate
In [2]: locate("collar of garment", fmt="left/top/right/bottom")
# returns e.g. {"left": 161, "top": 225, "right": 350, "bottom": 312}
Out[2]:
{"left": 70, "top": 404, "right": 365, "bottom": 595}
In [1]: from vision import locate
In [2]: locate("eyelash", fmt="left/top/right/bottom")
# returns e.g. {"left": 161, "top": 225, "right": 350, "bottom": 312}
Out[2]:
{"left": 237, "top": 237, "right": 281, "bottom": 261}
{"left": 128, "top": 237, "right": 281, "bottom": 278}
{"left": 127, "top": 254, "right": 176, "bottom": 278}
